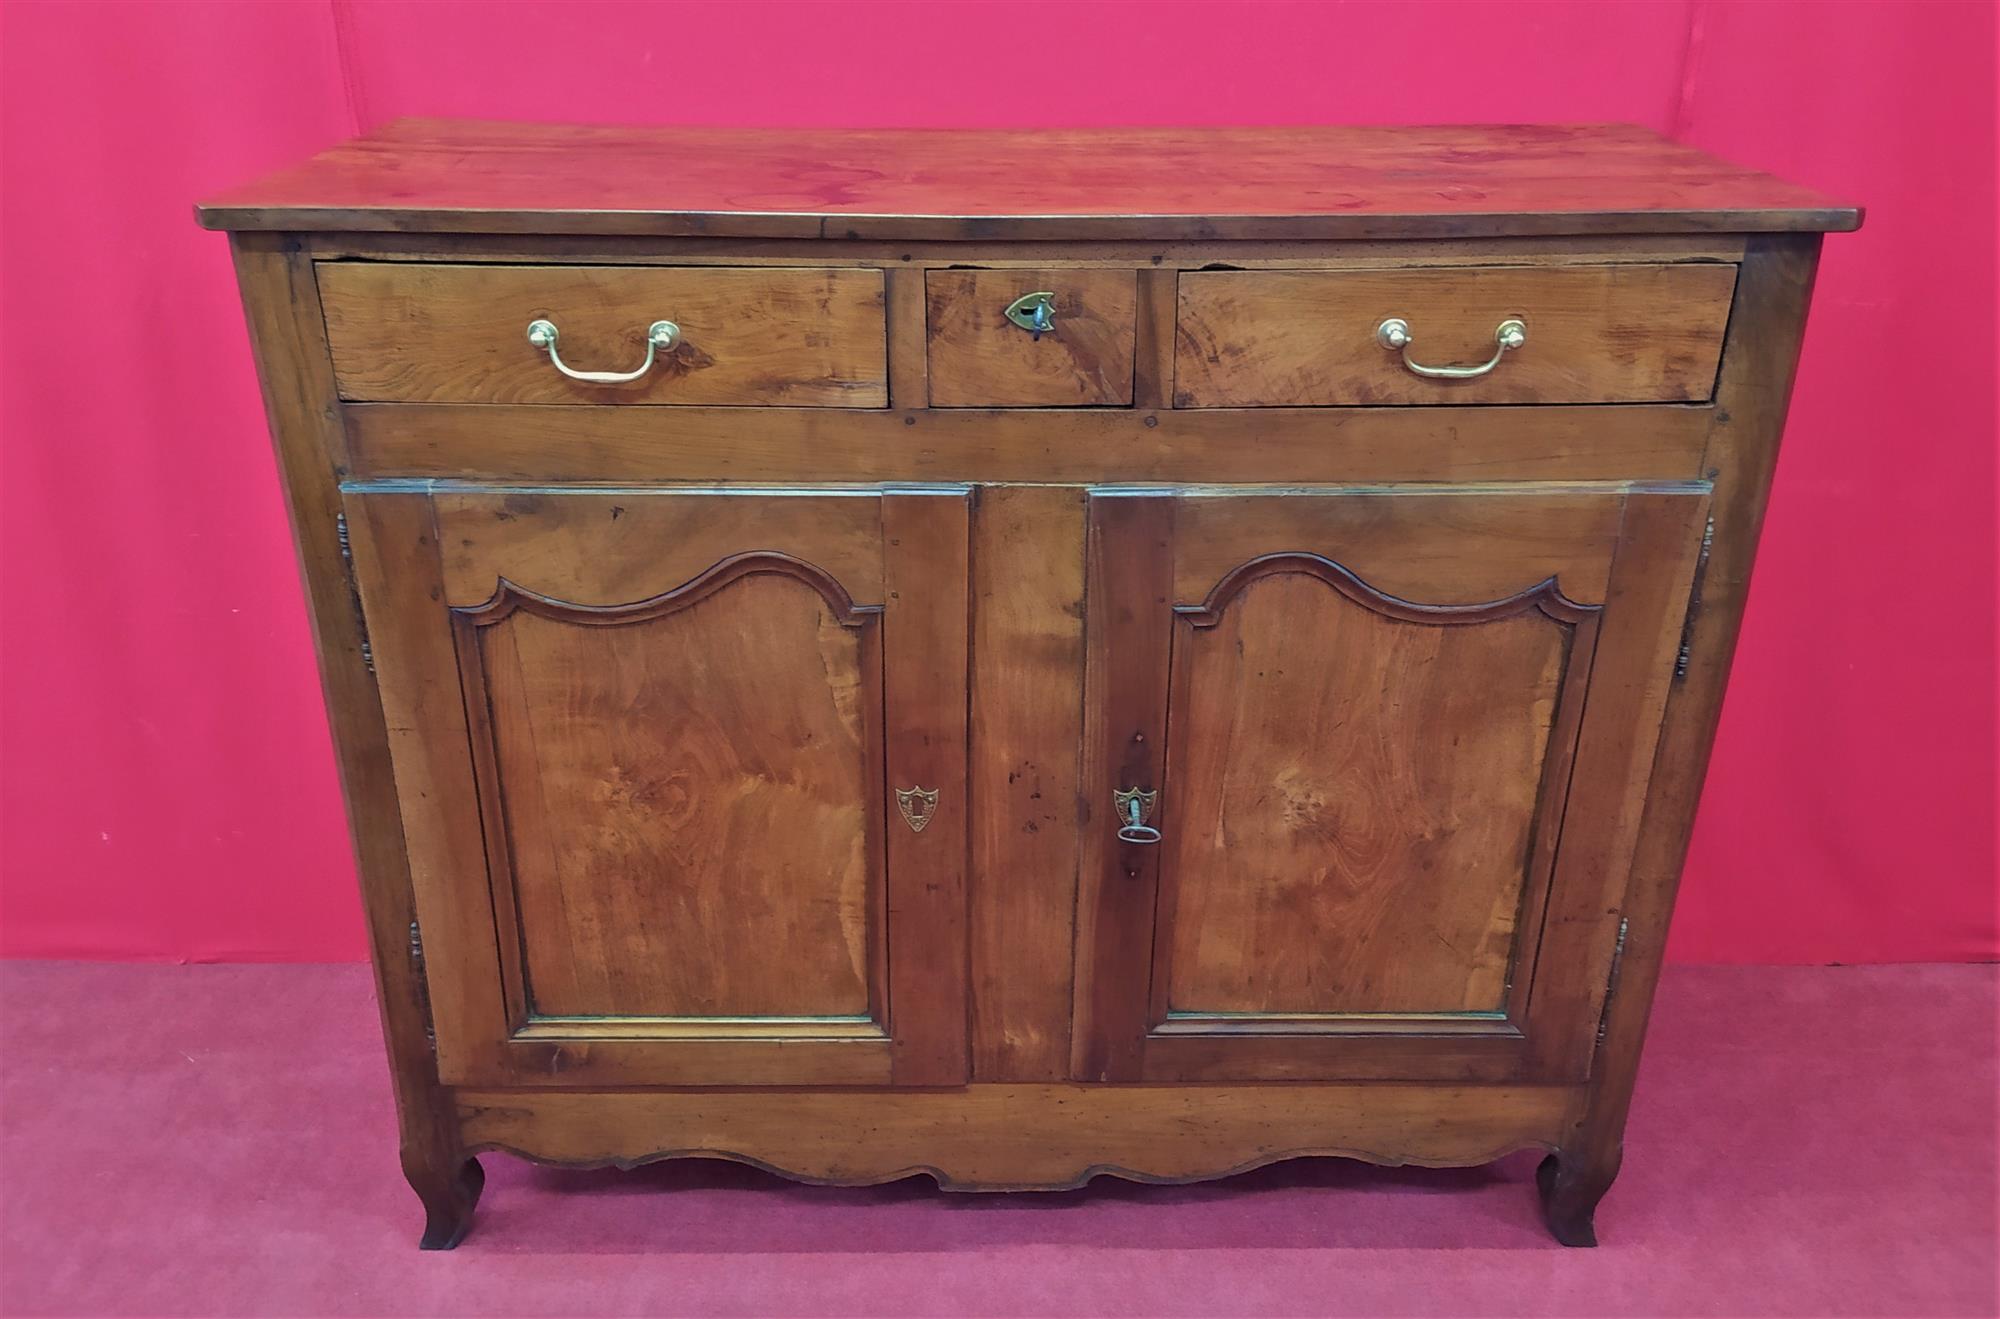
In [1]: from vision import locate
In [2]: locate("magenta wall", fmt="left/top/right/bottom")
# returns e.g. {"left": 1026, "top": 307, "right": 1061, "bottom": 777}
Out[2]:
{"left": 1, "top": 0, "right": 1993, "bottom": 964}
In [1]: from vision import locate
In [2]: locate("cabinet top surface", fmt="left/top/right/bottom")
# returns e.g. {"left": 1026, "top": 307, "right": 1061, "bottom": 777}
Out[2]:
{"left": 197, "top": 119, "right": 1859, "bottom": 242}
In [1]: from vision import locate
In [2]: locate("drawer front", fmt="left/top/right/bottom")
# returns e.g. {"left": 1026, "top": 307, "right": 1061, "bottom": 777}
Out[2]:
{"left": 926, "top": 269, "right": 1137, "bottom": 407}
{"left": 318, "top": 263, "right": 887, "bottom": 406}
{"left": 1174, "top": 264, "right": 1738, "bottom": 407}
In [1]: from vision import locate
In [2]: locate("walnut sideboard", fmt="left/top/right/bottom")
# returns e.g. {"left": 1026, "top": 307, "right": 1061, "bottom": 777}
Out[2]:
{"left": 199, "top": 122, "right": 1857, "bottom": 1248}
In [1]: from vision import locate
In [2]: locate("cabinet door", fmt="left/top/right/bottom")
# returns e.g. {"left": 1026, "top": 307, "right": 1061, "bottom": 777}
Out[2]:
{"left": 1074, "top": 485, "right": 1709, "bottom": 1084}
{"left": 345, "top": 485, "right": 969, "bottom": 1088}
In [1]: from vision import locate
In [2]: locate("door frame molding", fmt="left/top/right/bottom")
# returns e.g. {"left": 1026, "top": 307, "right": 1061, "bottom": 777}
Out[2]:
{"left": 344, "top": 483, "right": 972, "bottom": 1088}
{"left": 1072, "top": 483, "right": 1711, "bottom": 1084}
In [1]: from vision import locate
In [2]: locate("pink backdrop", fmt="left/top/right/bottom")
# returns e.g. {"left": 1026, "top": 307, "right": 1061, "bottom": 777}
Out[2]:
{"left": 1, "top": 0, "right": 1993, "bottom": 964}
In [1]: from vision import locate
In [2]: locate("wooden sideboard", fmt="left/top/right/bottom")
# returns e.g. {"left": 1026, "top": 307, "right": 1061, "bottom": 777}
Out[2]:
{"left": 199, "top": 122, "right": 1857, "bottom": 1248}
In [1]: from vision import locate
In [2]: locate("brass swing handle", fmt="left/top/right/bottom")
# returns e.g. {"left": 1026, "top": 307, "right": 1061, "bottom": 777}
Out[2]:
{"left": 1376, "top": 317, "right": 1527, "bottom": 380}
{"left": 526, "top": 318, "right": 680, "bottom": 384}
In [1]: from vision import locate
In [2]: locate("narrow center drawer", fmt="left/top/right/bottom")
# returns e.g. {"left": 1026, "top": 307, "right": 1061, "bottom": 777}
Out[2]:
{"left": 926, "top": 269, "right": 1138, "bottom": 407}
{"left": 317, "top": 264, "right": 887, "bottom": 406}
{"left": 1173, "top": 264, "right": 1738, "bottom": 407}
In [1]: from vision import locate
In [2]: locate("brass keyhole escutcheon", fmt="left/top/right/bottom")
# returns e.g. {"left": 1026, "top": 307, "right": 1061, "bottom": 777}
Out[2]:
{"left": 1004, "top": 291, "right": 1057, "bottom": 340}
{"left": 896, "top": 786, "right": 940, "bottom": 834}
{"left": 1114, "top": 787, "right": 1160, "bottom": 844}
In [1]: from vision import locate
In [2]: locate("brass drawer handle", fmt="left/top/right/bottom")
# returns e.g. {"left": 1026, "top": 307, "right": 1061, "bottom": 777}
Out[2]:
{"left": 1004, "top": 291, "right": 1057, "bottom": 340}
{"left": 1114, "top": 788, "right": 1161, "bottom": 844}
{"left": 525, "top": 318, "right": 680, "bottom": 384}
{"left": 1376, "top": 317, "right": 1526, "bottom": 380}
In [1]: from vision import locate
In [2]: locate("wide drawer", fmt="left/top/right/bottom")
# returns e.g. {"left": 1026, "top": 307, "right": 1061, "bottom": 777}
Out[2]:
{"left": 926, "top": 269, "right": 1137, "bottom": 407}
{"left": 317, "top": 263, "right": 888, "bottom": 406}
{"left": 1173, "top": 264, "right": 1738, "bottom": 407}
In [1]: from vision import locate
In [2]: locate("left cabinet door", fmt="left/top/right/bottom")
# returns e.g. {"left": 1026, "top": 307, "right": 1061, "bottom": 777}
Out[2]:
{"left": 343, "top": 485, "right": 971, "bottom": 1088}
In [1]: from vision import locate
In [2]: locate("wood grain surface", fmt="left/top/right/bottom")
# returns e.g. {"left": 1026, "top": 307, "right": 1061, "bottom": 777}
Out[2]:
{"left": 434, "top": 489, "right": 886, "bottom": 608}
{"left": 967, "top": 486, "right": 1085, "bottom": 1081}
{"left": 346, "top": 402, "right": 1712, "bottom": 486}
{"left": 926, "top": 269, "right": 1137, "bottom": 406}
{"left": 1170, "top": 488, "right": 1624, "bottom": 606}
{"left": 456, "top": 1083, "right": 1574, "bottom": 1189}
{"left": 1536, "top": 234, "right": 1825, "bottom": 1244}
{"left": 1174, "top": 264, "right": 1737, "bottom": 406}
{"left": 319, "top": 263, "right": 886, "bottom": 405}
{"left": 1160, "top": 571, "right": 1574, "bottom": 1016}
{"left": 198, "top": 121, "right": 1861, "bottom": 240}
{"left": 227, "top": 236, "right": 486, "bottom": 1247}
{"left": 208, "top": 119, "right": 1847, "bottom": 1245}
{"left": 343, "top": 484, "right": 974, "bottom": 1090}
{"left": 465, "top": 570, "right": 879, "bottom": 1021}
{"left": 1073, "top": 484, "right": 1707, "bottom": 1087}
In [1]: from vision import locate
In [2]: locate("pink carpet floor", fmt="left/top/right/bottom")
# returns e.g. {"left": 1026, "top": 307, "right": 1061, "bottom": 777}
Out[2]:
{"left": 1, "top": 962, "right": 1994, "bottom": 1317}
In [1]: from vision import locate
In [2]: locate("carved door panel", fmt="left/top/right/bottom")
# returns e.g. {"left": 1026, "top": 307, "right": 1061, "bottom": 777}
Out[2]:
{"left": 344, "top": 485, "right": 970, "bottom": 1088}
{"left": 1074, "top": 485, "right": 1710, "bottom": 1084}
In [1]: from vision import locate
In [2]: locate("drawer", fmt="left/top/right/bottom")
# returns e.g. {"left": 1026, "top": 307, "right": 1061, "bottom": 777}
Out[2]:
{"left": 926, "top": 269, "right": 1137, "bottom": 407}
{"left": 1173, "top": 264, "right": 1738, "bottom": 407}
{"left": 317, "top": 264, "right": 887, "bottom": 406}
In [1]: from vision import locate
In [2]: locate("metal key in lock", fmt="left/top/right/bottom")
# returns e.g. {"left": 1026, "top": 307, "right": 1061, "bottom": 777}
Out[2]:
{"left": 1114, "top": 788, "right": 1160, "bottom": 844}
{"left": 1004, "top": 291, "right": 1058, "bottom": 341}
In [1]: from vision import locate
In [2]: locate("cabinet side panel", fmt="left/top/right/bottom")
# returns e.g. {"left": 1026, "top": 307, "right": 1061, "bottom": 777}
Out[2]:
{"left": 225, "top": 235, "right": 467, "bottom": 1187}
{"left": 969, "top": 485, "right": 1086, "bottom": 1081}
{"left": 1568, "top": 234, "right": 1825, "bottom": 1146}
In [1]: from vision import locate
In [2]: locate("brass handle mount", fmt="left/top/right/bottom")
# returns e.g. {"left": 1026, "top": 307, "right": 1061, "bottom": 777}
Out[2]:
{"left": 1376, "top": 317, "right": 1526, "bottom": 380}
{"left": 526, "top": 318, "right": 680, "bottom": 384}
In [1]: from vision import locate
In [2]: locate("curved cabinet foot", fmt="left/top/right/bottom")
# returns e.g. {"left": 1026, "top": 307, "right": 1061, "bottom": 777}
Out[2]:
{"left": 1536, "top": 1149, "right": 1618, "bottom": 1247}
{"left": 412, "top": 1155, "right": 485, "bottom": 1250}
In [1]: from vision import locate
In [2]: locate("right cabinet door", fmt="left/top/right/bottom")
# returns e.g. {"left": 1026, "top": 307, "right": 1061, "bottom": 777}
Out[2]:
{"left": 1074, "top": 484, "right": 1710, "bottom": 1084}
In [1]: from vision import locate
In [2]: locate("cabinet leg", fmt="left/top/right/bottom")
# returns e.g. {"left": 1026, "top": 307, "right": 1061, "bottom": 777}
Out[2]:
{"left": 1536, "top": 1147, "right": 1619, "bottom": 1247}
{"left": 409, "top": 1153, "right": 485, "bottom": 1250}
